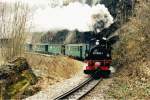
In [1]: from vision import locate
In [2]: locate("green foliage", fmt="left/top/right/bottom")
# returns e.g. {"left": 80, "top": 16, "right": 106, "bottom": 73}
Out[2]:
{"left": 6, "top": 78, "right": 29, "bottom": 98}
{"left": 21, "top": 70, "right": 37, "bottom": 85}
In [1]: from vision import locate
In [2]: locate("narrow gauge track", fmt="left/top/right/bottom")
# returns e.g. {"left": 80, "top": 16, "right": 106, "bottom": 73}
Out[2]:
{"left": 54, "top": 77, "right": 102, "bottom": 100}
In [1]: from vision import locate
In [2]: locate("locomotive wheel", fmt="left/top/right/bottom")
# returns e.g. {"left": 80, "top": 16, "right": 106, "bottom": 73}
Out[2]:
{"left": 101, "top": 70, "right": 111, "bottom": 78}
{"left": 84, "top": 70, "right": 95, "bottom": 75}
{"left": 91, "top": 70, "right": 101, "bottom": 79}
{"left": 91, "top": 70, "right": 111, "bottom": 79}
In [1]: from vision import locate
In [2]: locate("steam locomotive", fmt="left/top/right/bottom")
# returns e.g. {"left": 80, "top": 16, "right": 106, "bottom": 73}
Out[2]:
{"left": 83, "top": 22, "right": 119, "bottom": 79}
{"left": 83, "top": 38, "right": 112, "bottom": 79}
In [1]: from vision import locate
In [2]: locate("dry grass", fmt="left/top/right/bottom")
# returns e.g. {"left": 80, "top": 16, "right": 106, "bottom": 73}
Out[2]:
{"left": 107, "top": 1, "right": 150, "bottom": 99}
{"left": 0, "top": 49, "right": 4, "bottom": 65}
{"left": 107, "top": 60, "right": 150, "bottom": 99}
{"left": 23, "top": 53, "right": 83, "bottom": 89}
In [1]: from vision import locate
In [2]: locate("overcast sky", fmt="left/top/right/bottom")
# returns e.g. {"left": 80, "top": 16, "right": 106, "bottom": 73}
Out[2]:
{"left": 1, "top": 0, "right": 113, "bottom": 33}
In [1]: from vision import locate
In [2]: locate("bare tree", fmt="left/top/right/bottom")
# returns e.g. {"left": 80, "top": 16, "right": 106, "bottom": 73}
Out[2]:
{"left": 0, "top": 2, "right": 30, "bottom": 63}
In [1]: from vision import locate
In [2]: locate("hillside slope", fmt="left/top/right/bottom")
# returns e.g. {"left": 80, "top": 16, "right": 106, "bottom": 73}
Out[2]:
{"left": 107, "top": 0, "right": 150, "bottom": 99}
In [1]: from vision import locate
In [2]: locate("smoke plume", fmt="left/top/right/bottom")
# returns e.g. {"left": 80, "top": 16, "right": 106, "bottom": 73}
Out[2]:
{"left": 31, "top": 2, "right": 113, "bottom": 32}
{"left": 1, "top": 1, "right": 114, "bottom": 33}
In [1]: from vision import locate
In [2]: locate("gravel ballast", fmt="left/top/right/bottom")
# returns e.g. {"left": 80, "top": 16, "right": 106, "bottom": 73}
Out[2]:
{"left": 25, "top": 71, "right": 88, "bottom": 100}
{"left": 81, "top": 78, "right": 113, "bottom": 100}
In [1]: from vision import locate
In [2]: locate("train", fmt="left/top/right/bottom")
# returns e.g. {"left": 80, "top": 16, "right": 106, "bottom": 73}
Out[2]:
{"left": 26, "top": 23, "right": 119, "bottom": 79}
{"left": 26, "top": 38, "right": 114, "bottom": 79}
{"left": 25, "top": 43, "right": 89, "bottom": 60}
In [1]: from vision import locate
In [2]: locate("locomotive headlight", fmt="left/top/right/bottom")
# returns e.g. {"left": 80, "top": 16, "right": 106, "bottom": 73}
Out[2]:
{"left": 96, "top": 40, "right": 100, "bottom": 45}
{"left": 107, "top": 54, "right": 110, "bottom": 57}
{"left": 96, "top": 29, "right": 101, "bottom": 33}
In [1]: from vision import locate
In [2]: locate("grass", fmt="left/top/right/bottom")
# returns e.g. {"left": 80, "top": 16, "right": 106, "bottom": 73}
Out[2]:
{"left": 0, "top": 49, "right": 4, "bottom": 65}
{"left": 23, "top": 52, "right": 83, "bottom": 89}
{"left": 107, "top": 62, "right": 150, "bottom": 99}
{"left": 106, "top": 1, "right": 150, "bottom": 99}
{"left": 7, "top": 79, "right": 29, "bottom": 97}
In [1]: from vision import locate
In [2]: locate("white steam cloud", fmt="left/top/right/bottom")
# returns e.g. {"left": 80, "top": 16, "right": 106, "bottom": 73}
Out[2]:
{"left": 31, "top": 2, "right": 113, "bottom": 32}
{"left": 1, "top": 1, "right": 113, "bottom": 32}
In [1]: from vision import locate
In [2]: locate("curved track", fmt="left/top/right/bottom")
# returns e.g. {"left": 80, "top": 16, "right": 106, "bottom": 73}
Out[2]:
{"left": 54, "top": 77, "right": 102, "bottom": 100}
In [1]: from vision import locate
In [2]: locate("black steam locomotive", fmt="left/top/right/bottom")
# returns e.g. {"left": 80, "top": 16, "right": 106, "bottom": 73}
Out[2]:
{"left": 83, "top": 23, "right": 119, "bottom": 79}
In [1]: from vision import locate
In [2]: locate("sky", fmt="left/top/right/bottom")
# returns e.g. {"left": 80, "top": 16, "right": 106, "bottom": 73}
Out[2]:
{"left": 0, "top": 0, "right": 113, "bottom": 32}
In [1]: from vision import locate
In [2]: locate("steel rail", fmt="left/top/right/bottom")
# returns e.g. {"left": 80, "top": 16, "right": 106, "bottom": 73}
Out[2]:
{"left": 54, "top": 77, "right": 102, "bottom": 100}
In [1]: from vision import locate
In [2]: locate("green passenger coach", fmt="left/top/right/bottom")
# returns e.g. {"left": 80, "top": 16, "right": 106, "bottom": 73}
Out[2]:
{"left": 26, "top": 43, "right": 89, "bottom": 59}
{"left": 65, "top": 44, "right": 89, "bottom": 59}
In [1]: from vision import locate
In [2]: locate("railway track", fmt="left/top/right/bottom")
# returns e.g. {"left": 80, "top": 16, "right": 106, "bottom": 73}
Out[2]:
{"left": 54, "top": 77, "right": 102, "bottom": 100}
